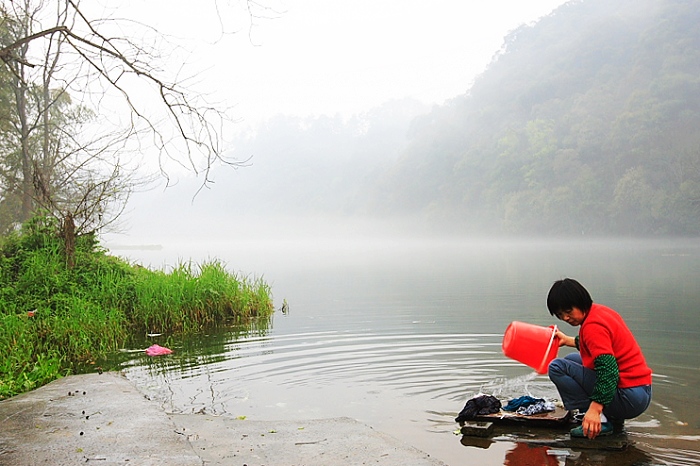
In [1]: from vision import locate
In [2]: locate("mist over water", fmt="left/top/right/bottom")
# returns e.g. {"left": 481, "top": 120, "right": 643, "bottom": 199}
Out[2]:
{"left": 107, "top": 228, "right": 700, "bottom": 466}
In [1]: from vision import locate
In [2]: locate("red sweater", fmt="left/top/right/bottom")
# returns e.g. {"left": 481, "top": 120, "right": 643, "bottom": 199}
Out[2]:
{"left": 579, "top": 303, "right": 652, "bottom": 388}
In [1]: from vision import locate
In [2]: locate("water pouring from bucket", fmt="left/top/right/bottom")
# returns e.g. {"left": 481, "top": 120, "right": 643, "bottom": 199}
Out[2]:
{"left": 502, "top": 321, "right": 559, "bottom": 374}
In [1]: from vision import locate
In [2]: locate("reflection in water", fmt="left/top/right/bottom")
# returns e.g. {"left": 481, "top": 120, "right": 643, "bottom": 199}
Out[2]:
{"left": 116, "top": 239, "right": 700, "bottom": 466}
{"left": 460, "top": 435, "right": 495, "bottom": 450}
{"left": 646, "top": 447, "right": 700, "bottom": 465}
{"left": 120, "top": 315, "right": 272, "bottom": 376}
{"left": 459, "top": 430, "right": 661, "bottom": 466}
{"left": 504, "top": 444, "right": 559, "bottom": 466}
{"left": 553, "top": 444, "right": 655, "bottom": 466}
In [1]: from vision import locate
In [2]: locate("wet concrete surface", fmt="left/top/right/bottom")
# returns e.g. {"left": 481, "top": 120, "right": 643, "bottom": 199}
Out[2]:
{"left": 172, "top": 415, "right": 446, "bottom": 465}
{"left": 0, "top": 372, "right": 446, "bottom": 465}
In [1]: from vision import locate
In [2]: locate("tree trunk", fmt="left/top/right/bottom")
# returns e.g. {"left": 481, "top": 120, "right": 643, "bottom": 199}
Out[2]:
{"left": 15, "top": 74, "right": 33, "bottom": 222}
{"left": 63, "top": 213, "right": 75, "bottom": 269}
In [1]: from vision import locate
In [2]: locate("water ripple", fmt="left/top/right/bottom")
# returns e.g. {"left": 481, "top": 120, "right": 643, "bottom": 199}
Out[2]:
{"left": 215, "top": 332, "right": 504, "bottom": 391}
{"left": 122, "top": 330, "right": 563, "bottom": 421}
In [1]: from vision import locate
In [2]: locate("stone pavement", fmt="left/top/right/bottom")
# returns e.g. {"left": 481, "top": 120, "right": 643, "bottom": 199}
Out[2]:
{"left": 0, "top": 372, "right": 446, "bottom": 466}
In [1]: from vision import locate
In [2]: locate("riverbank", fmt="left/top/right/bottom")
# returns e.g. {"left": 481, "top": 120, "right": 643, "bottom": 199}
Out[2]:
{"left": 0, "top": 372, "right": 446, "bottom": 465}
{"left": 0, "top": 217, "right": 275, "bottom": 401}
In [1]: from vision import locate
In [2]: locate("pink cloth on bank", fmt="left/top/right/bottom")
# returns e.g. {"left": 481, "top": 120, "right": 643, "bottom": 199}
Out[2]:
{"left": 145, "top": 344, "right": 173, "bottom": 356}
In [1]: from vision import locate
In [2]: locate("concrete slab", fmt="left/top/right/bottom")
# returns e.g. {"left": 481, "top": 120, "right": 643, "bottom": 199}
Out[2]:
{"left": 0, "top": 372, "right": 201, "bottom": 466}
{"left": 171, "top": 414, "right": 446, "bottom": 466}
{"left": 0, "top": 372, "right": 446, "bottom": 466}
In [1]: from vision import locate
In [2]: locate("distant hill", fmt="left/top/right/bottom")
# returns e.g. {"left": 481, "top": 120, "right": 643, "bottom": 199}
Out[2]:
{"left": 375, "top": 0, "right": 700, "bottom": 235}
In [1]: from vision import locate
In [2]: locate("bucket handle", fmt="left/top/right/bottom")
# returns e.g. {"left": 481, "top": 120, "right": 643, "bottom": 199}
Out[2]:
{"left": 538, "top": 325, "right": 558, "bottom": 373}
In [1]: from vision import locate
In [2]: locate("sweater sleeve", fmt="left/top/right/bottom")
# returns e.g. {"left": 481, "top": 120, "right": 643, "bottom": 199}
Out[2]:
{"left": 591, "top": 354, "right": 619, "bottom": 406}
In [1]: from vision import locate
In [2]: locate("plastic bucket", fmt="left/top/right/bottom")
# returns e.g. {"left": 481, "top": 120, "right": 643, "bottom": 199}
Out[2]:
{"left": 502, "top": 321, "right": 559, "bottom": 374}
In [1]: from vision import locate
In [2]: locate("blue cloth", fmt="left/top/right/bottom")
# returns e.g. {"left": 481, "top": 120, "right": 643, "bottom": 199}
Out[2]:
{"left": 548, "top": 352, "right": 652, "bottom": 421}
{"left": 503, "top": 395, "right": 545, "bottom": 412}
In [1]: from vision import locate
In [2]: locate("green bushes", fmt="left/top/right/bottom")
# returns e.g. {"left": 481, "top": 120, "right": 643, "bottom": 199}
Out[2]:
{"left": 0, "top": 314, "right": 66, "bottom": 397}
{"left": 0, "top": 216, "right": 274, "bottom": 400}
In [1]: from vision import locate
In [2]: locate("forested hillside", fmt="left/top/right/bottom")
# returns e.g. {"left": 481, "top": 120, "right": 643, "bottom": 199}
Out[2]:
{"left": 375, "top": 0, "right": 700, "bottom": 235}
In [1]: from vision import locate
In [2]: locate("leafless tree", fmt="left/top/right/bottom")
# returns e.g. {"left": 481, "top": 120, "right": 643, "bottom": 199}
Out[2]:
{"left": 0, "top": 0, "right": 280, "bottom": 262}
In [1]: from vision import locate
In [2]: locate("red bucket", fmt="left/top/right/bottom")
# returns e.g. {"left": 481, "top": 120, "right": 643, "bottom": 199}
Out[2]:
{"left": 502, "top": 321, "right": 559, "bottom": 374}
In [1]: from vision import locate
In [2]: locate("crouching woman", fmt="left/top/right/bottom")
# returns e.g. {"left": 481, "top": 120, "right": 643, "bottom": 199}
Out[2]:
{"left": 546, "top": 278, "right": 652, "bottom": 439}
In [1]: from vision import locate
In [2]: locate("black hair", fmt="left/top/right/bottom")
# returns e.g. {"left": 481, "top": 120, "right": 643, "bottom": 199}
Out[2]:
{"left": 546, "top": 278, "right": 593, "bottom": 316}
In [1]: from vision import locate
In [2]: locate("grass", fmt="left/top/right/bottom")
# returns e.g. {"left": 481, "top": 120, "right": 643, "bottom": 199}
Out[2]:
{"left": 0, "top": 215, "right": 275, "bottom": 400}
{"left": 130, "top": 261, "right": 273, "bottom": 333}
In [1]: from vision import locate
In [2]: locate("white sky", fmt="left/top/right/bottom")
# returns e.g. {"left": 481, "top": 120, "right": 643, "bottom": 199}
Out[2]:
{"left": 117, "top": 0, "right": 569, "bottom": 125}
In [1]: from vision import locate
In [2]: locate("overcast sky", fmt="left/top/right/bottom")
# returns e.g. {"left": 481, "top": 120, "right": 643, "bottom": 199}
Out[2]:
{"left": 121, "top": 0, "right": 569, "bottom": 125}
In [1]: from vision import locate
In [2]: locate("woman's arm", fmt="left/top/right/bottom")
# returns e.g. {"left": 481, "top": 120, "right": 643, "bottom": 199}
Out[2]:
{"left": 582, "top": 355, "right": 620, "bottom": 438}
{"left": 555, "top": 330, "right": 577, "bottom": 348}
{"left": 581, "top": 400, "right": 605, "bottom": 438}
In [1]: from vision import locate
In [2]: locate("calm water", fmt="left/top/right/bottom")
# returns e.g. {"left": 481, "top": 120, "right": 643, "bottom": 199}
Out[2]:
{"left": 111, "top": 236, "right": 700, "bottom": 465}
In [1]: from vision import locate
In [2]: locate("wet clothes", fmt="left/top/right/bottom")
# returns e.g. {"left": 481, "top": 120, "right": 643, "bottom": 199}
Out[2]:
{"left": 502, "top": 396, "right": 545, "bottom": 412}
{"left": 455, "top": 395, "right": 502, "bottom": 423}
{"left": 515, "top": 401, "right": 556, "bottom": 416}
{"left": 503, "top": 396, "right": 555, "bottom": 416}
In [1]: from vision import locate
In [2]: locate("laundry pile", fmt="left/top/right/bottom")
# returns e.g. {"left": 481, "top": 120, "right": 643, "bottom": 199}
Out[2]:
{"left": 455, "top": 394, "right": 556, "bottom": 423}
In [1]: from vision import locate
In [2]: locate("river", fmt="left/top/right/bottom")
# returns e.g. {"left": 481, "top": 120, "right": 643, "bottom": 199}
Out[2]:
{"left": 109, "top": 234, "right": 700, "bottom": 465}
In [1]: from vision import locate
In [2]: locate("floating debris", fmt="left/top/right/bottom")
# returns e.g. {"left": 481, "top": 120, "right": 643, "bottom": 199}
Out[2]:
{"left": 145, "top": 344, "right": 173, "bottom": 356}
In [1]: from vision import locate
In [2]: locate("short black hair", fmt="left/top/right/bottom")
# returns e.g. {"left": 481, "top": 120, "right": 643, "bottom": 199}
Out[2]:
{"left": 547, "top": 278, "right": 593, "bottom": 316}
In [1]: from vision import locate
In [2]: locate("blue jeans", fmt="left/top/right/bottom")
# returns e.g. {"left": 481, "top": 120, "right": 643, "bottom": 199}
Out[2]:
{"left": 548, "top": 353, "right": 652, "bottom": 421}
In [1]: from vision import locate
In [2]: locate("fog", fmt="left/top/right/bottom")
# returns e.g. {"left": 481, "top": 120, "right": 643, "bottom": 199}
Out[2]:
{"left": 97, "top": 0, "right": 570, "bottom": 246}
{"left": 103, "top": 101, "right": 428, "bottom": 252}
{"left": 98, "top": 0, "right": 644, "bottom": 250}
{"left": 105, "top": 99, "right": 454, "bottom": 250}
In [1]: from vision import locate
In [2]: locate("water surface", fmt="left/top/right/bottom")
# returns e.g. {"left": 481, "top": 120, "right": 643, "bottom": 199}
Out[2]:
{"left": 112, "top": 236, "right": 700, "bottom": 465}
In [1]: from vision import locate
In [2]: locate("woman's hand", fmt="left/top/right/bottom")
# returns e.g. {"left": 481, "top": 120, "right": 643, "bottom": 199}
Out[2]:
{"left": 581, "top": 401, "right": 605, "bottom": 439}
{"left": 555, "top": 330, "right": 576, "bottom": 348}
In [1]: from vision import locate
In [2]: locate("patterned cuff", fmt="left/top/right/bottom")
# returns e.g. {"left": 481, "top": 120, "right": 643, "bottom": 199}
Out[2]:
{"left": 591, "top": 354, "right": 619, "bottom": 406}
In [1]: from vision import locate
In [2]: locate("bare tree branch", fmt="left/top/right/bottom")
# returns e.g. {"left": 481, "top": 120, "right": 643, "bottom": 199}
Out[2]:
{"left": 0, "top": 25, "right": 67, "bottom": 64}
{"left": 0, "top": 0, "right": 271, "bottom": 240}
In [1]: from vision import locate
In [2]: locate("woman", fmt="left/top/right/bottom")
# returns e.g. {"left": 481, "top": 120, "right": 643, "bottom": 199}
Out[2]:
{"left": 547, "top": 278, "right": 652, "bottom": 439}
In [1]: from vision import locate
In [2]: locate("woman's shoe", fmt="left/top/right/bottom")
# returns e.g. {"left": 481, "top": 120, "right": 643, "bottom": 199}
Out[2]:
{"left": 570, "top": 422, "right": 614, "bottom": 438}
{"left": 612, "top": 420, "right": 625, "bottom": 433}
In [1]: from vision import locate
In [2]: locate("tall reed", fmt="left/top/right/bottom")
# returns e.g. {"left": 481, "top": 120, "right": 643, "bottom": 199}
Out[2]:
{"left": 130, "top": 261, "right": 274, "bottom": 334}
